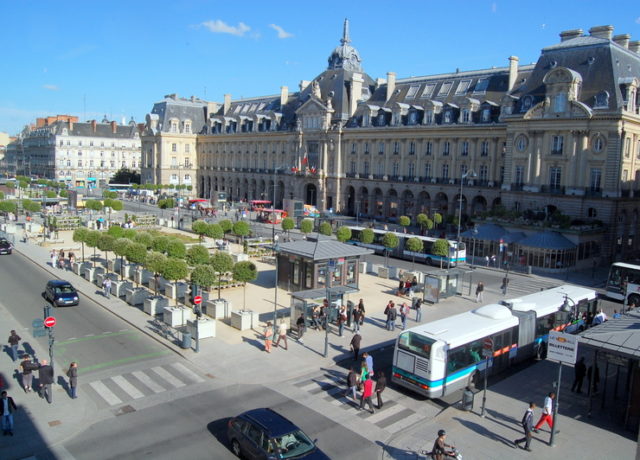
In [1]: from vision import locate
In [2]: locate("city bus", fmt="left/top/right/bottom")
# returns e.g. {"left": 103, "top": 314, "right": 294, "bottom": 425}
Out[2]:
{"left": 606, "top": 262, "right": 640, "bottom": 305}
{"left": 250, "top": 200, "right": 272, "bottom": 212}
{"left": 346, "top": 226, "right": 465, "bottom": 266}
{"left": 391, "top": 285, "right": 598, "bottom": 399}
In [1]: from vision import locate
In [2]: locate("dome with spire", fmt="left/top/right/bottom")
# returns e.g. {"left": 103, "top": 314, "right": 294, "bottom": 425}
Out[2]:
{"left": 327, "top": 18, "right": 363, "bottom": 72}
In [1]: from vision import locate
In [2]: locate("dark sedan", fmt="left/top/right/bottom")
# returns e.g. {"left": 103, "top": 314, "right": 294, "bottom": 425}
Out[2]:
{"left": 0, "top": 238, "right": 12, "bottom": 255}
{"left": 45, "top": 280, "right": 79, "bottom": 307}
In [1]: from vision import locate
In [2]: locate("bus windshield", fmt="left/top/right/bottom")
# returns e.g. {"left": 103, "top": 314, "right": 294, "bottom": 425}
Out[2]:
{"left": 398, "top": 332, "right": 435, "bottom": 359}
{"left": 606, "top": 262, "right": 640, "bottom": 300}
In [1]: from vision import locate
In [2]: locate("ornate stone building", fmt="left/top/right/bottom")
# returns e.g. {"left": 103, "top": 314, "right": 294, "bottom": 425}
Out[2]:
{"left": 142, "top": 21, "right": 640, "bottom": 265}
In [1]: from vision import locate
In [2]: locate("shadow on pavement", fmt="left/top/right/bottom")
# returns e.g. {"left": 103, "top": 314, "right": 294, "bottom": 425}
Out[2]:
{"left": 453, "top": 416, "right": 515, "bottom": 448}
{"left": 207, "top": 417, "right": 232, "bottom": 454}
{"left": 376, "top": 440, "right": 426, "bottom": 459}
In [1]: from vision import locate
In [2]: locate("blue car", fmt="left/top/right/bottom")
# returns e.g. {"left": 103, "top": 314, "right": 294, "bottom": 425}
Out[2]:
{"left": 45, "top": 280, "right": 79, "bottom": 307}
{"left": 227, "top": 408, "right": 329, "bottom": 459}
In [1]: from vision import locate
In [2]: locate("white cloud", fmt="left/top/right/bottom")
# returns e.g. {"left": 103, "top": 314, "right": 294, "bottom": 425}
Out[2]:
{"left": 269, "top": 24, "right": 293, "bottom": 39}
{"left": 42, "top": 84, "right": 59, "bottom": 91}
{"left": 491, "top": 2, "right": 497, "bottom": 13}
{"left": 200, "top": 19, "right": 250, "bottom": 37}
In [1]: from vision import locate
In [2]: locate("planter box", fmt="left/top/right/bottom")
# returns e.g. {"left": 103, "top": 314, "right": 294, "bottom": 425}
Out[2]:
{"left": 187, "top": 318, "right": 216, "bottom": 339}
{"left": 82, "top": 266, "right": 104, "bottom": 282}
{"left": 163, "top": 306, "right": 193, "bottom": 327}
{"left": 144, "top": 296, "right": 169, "bottom": 316}
{"left": 378, "top": 266, "right": 389, "bottom": 279}
{"left": 125, "top": 287, "right": 149, "bottom": 306}
{"left": 232, "top": 253, "right": 249, "bottom": 263}
{"left": 108, "top": 259, "right": 122, "bottom": 272}
{"left": 203, "top": 298, "right": 232, "bottom": 319}
{"left": 149, "top": 276, "right": 168, "bottom": 294}
{"left": 135, "top": 268, "right": 152, "bottom": 286}
{"left": 230, "top": 310, "right": 260, "bottom": 331}
{"left": 122, "top": 263, "right": 136, "bottom": 279}
{"left": 165, "top": 282, "right": 187, "bottom": 300}
{"left": 73, "top": 262, "right": 91, "bottom": 276}
{"left": 112, "top": 280, "right": 133, "bottom": 298}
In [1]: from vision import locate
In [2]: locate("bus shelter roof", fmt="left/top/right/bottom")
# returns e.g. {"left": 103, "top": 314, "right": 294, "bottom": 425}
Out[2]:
{"left": 289, "top": 285, "right": 359, "bottom": 301}
{"left": 579, "top": 309, "right": 640, "bottom": 360}
{"left": 278, "top": 234, "right": 373, "bottom": 261}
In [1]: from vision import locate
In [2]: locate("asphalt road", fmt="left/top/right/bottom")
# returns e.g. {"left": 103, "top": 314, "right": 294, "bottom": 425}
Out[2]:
{"left": 64, "top": 384, "right": 379, "bottom": 460}
{"left": 0, "top": 251, "right": 170, "bottom": 374}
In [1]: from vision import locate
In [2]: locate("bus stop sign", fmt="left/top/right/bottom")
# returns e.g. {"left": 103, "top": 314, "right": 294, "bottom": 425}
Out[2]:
{"left": 482, "top": 337, "right": 494, "bottom": 358}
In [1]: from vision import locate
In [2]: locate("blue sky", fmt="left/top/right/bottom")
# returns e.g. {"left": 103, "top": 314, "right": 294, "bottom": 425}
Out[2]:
{"left": 1, "top": 0, "right": 639, "bottom": 135}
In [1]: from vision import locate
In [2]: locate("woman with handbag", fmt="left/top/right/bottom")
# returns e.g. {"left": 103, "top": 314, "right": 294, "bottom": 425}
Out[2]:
{"left": 66, "top": 362, "right": 79, "bottom": 399}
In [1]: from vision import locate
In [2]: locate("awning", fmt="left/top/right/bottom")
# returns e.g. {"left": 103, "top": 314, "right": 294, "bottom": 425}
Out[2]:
{"left": 517, "top": 231, "right": 576, "bottom": 250}
{"left": 460, "top": 223, "right": 508, "bottom": 242}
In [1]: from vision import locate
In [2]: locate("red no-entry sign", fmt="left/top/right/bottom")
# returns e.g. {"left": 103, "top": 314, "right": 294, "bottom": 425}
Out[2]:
{"left": 193, "top": 295, "right": 203, "bottom": 305}
{"left": 44, "top": 316, "right": 57, "bottom": 328}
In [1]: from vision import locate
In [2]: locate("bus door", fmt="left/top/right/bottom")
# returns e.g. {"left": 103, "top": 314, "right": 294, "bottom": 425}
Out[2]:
{"left": 490, "top": 329, "right": 515, "bottom": 372}
{"left": 512, "top": 310, "right": 536, "bottom": 362}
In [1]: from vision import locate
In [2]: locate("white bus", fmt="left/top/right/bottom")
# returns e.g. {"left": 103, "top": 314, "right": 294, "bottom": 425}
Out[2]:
{"left": 347, "top": 226, "right": 466, "bottom": 266}
{"left": 391, "top": 285, "right": 598, "bottom": 398}
{"left": 606, "top": 262, "right": 640, "bottom": 305}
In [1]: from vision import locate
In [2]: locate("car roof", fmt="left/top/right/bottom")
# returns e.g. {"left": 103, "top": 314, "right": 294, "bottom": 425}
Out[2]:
{"left": 48, "top": 280, "right": 74, "bottom": 287}
{"left": 239, "top": 408, "right": 298, "bottom": 438}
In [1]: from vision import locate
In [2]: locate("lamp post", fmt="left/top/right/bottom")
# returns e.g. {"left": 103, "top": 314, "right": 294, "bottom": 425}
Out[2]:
{"left": 471, "top": 226, "right": 478, "bottom": 268}
{"left": 271, "top": 165, "right": 286, "bottom": 241}
{"left": 456, "top": 170, "right": 476, "bottom": 267}
{"left": 272, "top": 234, "right": 279, "bottom": 340}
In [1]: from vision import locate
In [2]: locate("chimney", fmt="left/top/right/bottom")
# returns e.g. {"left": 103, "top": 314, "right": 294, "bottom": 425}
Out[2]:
{"left": 629, "top": 41, "right": 640, "bottom": 54}
{"left": 68, "top": 119, "right": 74, "bottom": 131}
{"left": 508, "top": 56, "right": 519, "bottom": 91}
{"left": 206, "top": 102, "right": 219, "bottom": 118}
{"left": 350, "top": 73, "right": 364, "bottom": 116}
{"left": 559, "top": 29, "right": 583, "bottom": 42}
{"left": 110, "top": 121, "right": 117, "bottom": 133}
{"left": 223, "top": 94, "right": 231, "bottom": 115}
{"left": 280, "top": 86, "right": 289, "bottom": 107}
{"left": 613, "top": 34, "right": 631, "bottom": 49}
{"left": 589, "top": 25, "right": 614, "bottom": 40}
{"left": 386, "top": 71, "right": 396, "bottom": 102}
{"left": 91, "top": 120, "right": 97, "bottom": 132}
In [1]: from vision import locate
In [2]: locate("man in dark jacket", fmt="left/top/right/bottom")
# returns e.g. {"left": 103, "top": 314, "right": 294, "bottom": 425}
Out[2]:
{"left": 514, "top": 402, "right": 536, "bottom": 451}
{"left": 20, "top": 356, "right": 37, "bottom": 392}
{"left": 38, "top": 359, "right": 54, "bottom": 404}
{"left": 386, "top": 305, "right": 397, "bottom": 331}
{"left": 8, "top": 330, "right": 21, "bottom": 362}
{"left": 345, "top": 367, "right": 358, "bottom": 400}
{"left": 350, "top": 332, "right": 361, "bottom": 361}
{"left": 571, "top": 357, "right": 587, "bottom": 393}
{"left": 375, "top": 372, "right": 387, "bottom": 409}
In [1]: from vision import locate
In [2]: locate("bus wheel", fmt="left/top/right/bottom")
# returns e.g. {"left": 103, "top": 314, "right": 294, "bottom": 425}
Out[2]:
{"left": 628, "top": 294, "right": 640, "bottom": 308}
{"left": 426, "top": 257, "right": 433, "bottom": 266}
{"left": 467, "top": 371, "right": 479, "bottom": 390}
{"left": 536, "top": 343, "right": 547, "bottom": 360}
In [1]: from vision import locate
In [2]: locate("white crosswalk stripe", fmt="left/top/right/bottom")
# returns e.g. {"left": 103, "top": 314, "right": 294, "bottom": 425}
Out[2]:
{"left": 152, "top": 366, "right": 186, "bottom": 388}
{"left": 384, "top": 412, "right": 425, "bottom": 433}
{"left": 111, "top": 375, "right": 144, "bottom": 399}
{"left": 365, "top": 403, "right": 406, "bottom": 423}
{"left": 171, "top": 362, "right": 205, "bottom": 383}
{"left": 89, "top": 380, "right": 122, "bottom": 406}
{"left": 132, "top": 371, "right": 165, "bottom": 393}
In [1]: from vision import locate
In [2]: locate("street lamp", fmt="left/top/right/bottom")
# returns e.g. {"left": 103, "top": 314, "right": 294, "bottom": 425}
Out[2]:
{"left": 272, "top": 234, "right": 280, "bottom": 340}
{"left": 271, "top": 165, "right": 287, "bottom": 241}
{"left": 456, "top": 170, "right": 476, "bottom": 267}
{"left": 471, "top": 226, "right": 478, "bottom": 268}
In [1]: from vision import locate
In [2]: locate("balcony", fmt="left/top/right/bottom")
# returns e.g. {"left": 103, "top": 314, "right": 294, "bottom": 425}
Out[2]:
{"left": 540, "top": 185, "right": 565, "bottom": 195}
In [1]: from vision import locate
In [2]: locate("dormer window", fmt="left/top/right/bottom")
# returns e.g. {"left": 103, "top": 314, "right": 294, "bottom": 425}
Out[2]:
{"left": 406, "top": 85, "right": 420, "bottom": 98}
{"left": 424, "top": 111, "right": 434, "bottom": 125}
{"left": 481, "top": 109, "right": 491, "bottom": 122}
{"left": 594, "top": 91, "right": 609, "bottom": 108}
{"left": 421, "top": 83, "right": 436, "bottom": 98}
{"left": 462, "top": 109, "right": 470, "bottom": 123}
{"left": 444, "top": 111, "right": 453, "bottom": 124}
{"left": 473, "top": 78, "right": 489, "bottom": 94}
{"left": 455, "top": 80, "right": 471, "bottom": 95}
{"left": 554, "top": 93, "right": 567, "bottom": 113}
{"left": 170, "top": 120, "right": 178, "bottom": 133}
{"left": 438, "top": 82, "right": 453, "bottom": 97}
{"left": 376, "top": 112, "right": 386, "bottom": 126}
{"left": 408, "top": 111, "right": 418, "bottom": 125}
{"left": 184, "top": 121, "right": 192, "bottom": 133}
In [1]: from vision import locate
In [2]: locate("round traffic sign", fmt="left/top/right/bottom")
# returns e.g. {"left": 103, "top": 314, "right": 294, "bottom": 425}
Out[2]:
{"left": 44, "top": 316, "right": 57, "bottom": 328}
{"left": 483, "top": 337, "right": 494, "bottom": 350}
{"left": 193, "top": 295, "right": 203, "bottom": 305}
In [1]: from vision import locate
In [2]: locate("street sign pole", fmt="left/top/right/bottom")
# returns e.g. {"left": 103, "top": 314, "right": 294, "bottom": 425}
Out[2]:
{"left": 547, "top": 330, "right": 577, "bottom": 447}
{"left": 193, "top": 291, "right": 202, "bottom": 354}
{"left": 43, "top": 305, "right": 55, "bottom": 370}
{"left": 480, "top": 337, "right": 493, "bottom": 417}
{"left": 550, "top": 362, "right": 562, "bottom": 447}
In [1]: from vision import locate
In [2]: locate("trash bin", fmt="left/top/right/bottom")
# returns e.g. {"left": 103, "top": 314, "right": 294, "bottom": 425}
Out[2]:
{"left": 462, "top": 387, "right": 474, "bottom": 411}
{"left": 527, "top": 265, "right": 532, "bottom": 275}
{"left": 181, "top": 331, "right": 192, "bottom": 349}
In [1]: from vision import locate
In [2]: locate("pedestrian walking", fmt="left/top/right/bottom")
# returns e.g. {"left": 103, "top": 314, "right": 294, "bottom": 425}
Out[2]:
{"left": 58, "top": 250, "right": 65, "bottom": 269}
{"left": 66, "top": 362, "right": 79, "bottom": 399}
{"left": 312, "top": 306, "right": 322, "bottom": 330}
{"left": 20, "top": 356, "right": 36, "bottom": 392}
{"left": 571, "top": 357, "right": 587, "bottom": 393}
{"left": 1, "top": 391, "right": 18, "bottom": 436}
{"left": 514, "top": 402, "right": 536, "bottom": 451}
{"left": 533, "top": 392, "right": 555, "bottom": 432}
{"left": 68, "top": 252, "right": 75, "bottom": 269}
{"left": 50, "top": 249, "right": 57, "bottom": 268}
{"left": 501, "top": 276, "right": 509, "bottom": 295}
{"left": 385, "top": 302, "right": 397, "bottom": 331}
{"left": 296, "top": 313, "right": 306, "bottom": 344}
{"left": 357, "top": 299, "right": 365, "bottom": 327}
{"left": 7, "top": 330, "right": 21, "bottom": 362}
{"left": 401, "top": 303, "right": 410, "bottom": 329}
{"left": 352, "top": 308, "right": 361, "bottom": 333}
{"left": 359, "top": 375, "right": 375, "bottom": 414}
{"left": 102, "top": 277, "right": 112, "bottom": 299}
{"left": 38, "top": 359, "right": 54, "bottom": 404}
{"left": 274, "top": 320, "right": 288, "bottom": 350}
{"left": 345, "top": 367, "right": 358, "bottom": 400}
{"left": 363, "top": 352, "right": 374, "bottom": 374}
{"left": 263, "top": 322, "right": 273, "bottom": 353}
{"left": 375, "top": 372, "right": 387, "bottom": 409}
{"left": 485, "top": 255, "right": 490, "bottom": 267}
{"left": 475, "top": 282, "right": 484, "bottom": 303}
{"left": 337, "top": 305, "right": 347, "bottom": 337}
{"left": 350, "top": 331, "right": 361, "bottom": 361}
{"left": 491, "top": 254, "right": 497, "bottom": 267}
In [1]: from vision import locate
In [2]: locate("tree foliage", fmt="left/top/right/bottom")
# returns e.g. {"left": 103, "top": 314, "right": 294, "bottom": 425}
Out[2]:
{"left": 133, "top": 231, "right": 153, "bottom": 249}
{"left": 398, "top": 215, "right": 411, "bottom": 228}
{"left": 84, "top": 230, "right": 101, "bottom": 248}
{"left": 192, "top": 220, "right": 208, "bottom": 236}
{"left": 125, "top": 242, "right": 147, "bottom": 265}
{"left": 233, "top": 220, "right": 251, "bottom": 241}
{"left": 157, "top": 198, "right": 175, "bottom": 209}
{"left": 336, "top": 226, "right": 352, "bottom": 242}
{"left": 122, "top": 228, "right": 137, "bottom": 240}
{"left": 144, "top": 251, "right": 167, "bottom": 276}
{"left": 107, "top": 225, "right": 124, "bottom": 238}
{"left": 102, "top": 191, "right": 118, "bottom": 199}
{"left": 73, "top": 227, "right": 89, "bottom": 262}
{"left": 300, "top": 219, "right": 313, "bottom": 234}
{"left": 190, "top": 264, "right": 216, "bottom": 289}
{"left": 103, "top": 198, "right": 123, "bottom": 211}
{"left": 160, "top": 258, "right": 189, "bottom": 282}
{"left": 382, "top": 232, "right": 399, "bottom": 250}
{"left": 210, "top": 251, "right": 234, "bottom": 299}
{"left": 233, "top": 261, "right": 258, "bottom": 310}
{"left": 0, "top": 201, "right": 17, "bottom": 213}
{"left": 110, "top": 167, "right": 140, "bottom": 184}
{"left": 281, "top": 217, "right": 295, "bottom": 233}
{"left": 151, "top": 235, "right": 170, "bottom": 254}
{"left": 112, "top": 238, "right": 132, "bottom": 258}
{"left": 85, "top": 200, "right": 104, "bottom": 211}
{"left": 166, "top": 239, "right": 186, "bottom": 259}
{"left": 186, "top": 245, "right": 210, "bottom": 266}
{"left": 205, "top": 223, "right": 223, "bottom": 239}
{"left": 360, "top": 228, "right": 374, "bottom": 244}
{"left": 433, "top": 212, "right": 443, "bottom": 226}
{"left": 318, "top": 221, "right": 332, "bottom": 236}
{"left": 405, "top": 237, "right": 423, "bottom": 253}
{"left": 22, "top": 199, "right": 41, "bottom": 213}
{"left": 219, "top": 219, "right": 233, "bottom": 234}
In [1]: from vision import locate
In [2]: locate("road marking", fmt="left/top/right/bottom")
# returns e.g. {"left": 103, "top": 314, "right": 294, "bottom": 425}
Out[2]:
{"left": 57, "top": 330, "right": 132, "bottom": 345}
{"left": 89, "top": 380, "right": 122, "bottom": 406}
{"left": 85, "top": 334, "right": 94, "bottom": 337}
{"left": 298, "top": 381, "right": 318, "bottom": 392}
{"left": 132, "top": 371, "right": 165, "bottom": 393}
{"left": 111, "top": 375, "right": 144, "bottom": 399}
{"left": 152, "top": 366, "right": 186, "bottom": 388}
{"left": 364, "top": 403, "right": 406, "bottom": 423}
{"left": 81, "top": 350, "right": 171, "bottom": 373}
{"left": 170, "top": 362, "right": 205, "bottom": 383}
{"left": 384, "top": 412, "right": 424, "bottom": 433}
{"left": 326, "top": 386, "right": 343, "bottom": 396}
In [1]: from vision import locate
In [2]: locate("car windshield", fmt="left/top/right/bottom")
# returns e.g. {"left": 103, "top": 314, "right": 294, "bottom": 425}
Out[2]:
{"left": 274, "top": 430, "right": 315, "bottom": 458}
{"left": 56, "top": 286, "right": 75, "bottom": 294}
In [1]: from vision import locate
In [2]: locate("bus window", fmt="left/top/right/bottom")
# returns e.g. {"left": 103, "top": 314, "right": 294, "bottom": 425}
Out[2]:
{"left": 447, "top": 339, "right": 484, "bottom": 374}
{"left": 398, "top": 332, "right": 435, "bottom": 359}
{"left": 536, "top": 315, "right": 555, "bottom": 336}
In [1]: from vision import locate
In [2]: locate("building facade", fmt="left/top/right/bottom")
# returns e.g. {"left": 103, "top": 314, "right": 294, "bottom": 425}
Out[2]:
{"left": 12, "top": 115, "right": 141, "bottom": 187}
{"left": 142, "top": 21, "right": 640, "bottom": 265}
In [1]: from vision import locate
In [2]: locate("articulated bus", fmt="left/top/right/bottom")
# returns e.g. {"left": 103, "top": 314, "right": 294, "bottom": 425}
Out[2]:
{"left": 391, "top": 285, "right": 598, "bottom": 398}
{"left": 606, "top": 262, "right": 640, "bottom": 305}
{"left": 346, "top": 226, "right": 465, "bottom": 266}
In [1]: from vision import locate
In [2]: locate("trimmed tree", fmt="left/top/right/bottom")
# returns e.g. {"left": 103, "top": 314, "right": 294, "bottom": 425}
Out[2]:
{"left": 233, "top": 261, "right": 258, "bottom": 311}
{"left": 160, "top": 258, "right": 189, "bottom": 306}
{"left": 144, "top": 251, "right": 167, "bottom": 296}
{"left": 84, "top": 230, "right": 101, "bottom": 268}
{"left": 190, "top": 264, "right": 217, "bottom": 297}
{"left": 205, "top": 223, "right": 224, "bottom": 239}
{"left": 192, "top": 220, "right": 208, "bottom": 241}
{"left": 233, "top": 220, "right": 251, "bottom": 243}
{"left": 97, "top": 234, "right": 115, "bottom": 273}
{"left": 112, "top": 238, "right": 132, "bottom": 280}
{"left": 382, "top": 232, "right": 399, "bottom": 267}
{"left": 107, "top": 225, "right": 124, "bottom": 239}
{"left": 134, "top": 231, "right": 154, "bottom": 249}
{"left": 151, "top": 235, "right": 171, "bottom": 254}
{"left": 122, "top": 228, "right": 137, "bottom": 240}
{"left": 405, "top": 237, "right": 424, "bottom": 270}
{"left": 433, "top": 212, "right": 443, "bottom": 230}
{"left": 73, "top": 227, "right": 89, "bottom": 263}
{"left": 85, "top": 200, "right": 104, "bottom": 212}
{"left": 167, "top": 239, "right": 186, "bottom": 259}
{"left": 281, "top": 217, "right": 294, "bottom": 235}
{"left": 210, "top": 251, "right": 234, "bottom": 299}
{"left": 398, "top": 215, "right": 411, "bottom": 232}
{"left": 336, "top": 226, "right": 352, "bottom": 243}
{"left": 125, "top": 242, "right": 148, "bottom": 286}
{"left": 219, "top": 219, "right": 233, "bottom": 238}
{"left": 186, "top": 245, "right": 210, "bottom": 266}
{"left": 300, "top": 219, "right": 313, "bottom": 236}
{"left": 360, "top": 228, "right": 374, "bottom": 244}
{"left": 433, "top": 238, "right": 450, "bottom": 269}
{"left": 416, "top": 213, "right": 428, "bottom": 234}
{"left": 318, "top": 221, "right": 332, "bottom": 236}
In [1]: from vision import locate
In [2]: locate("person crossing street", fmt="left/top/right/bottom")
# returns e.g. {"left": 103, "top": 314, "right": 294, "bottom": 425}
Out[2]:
{"left": 514, "top": 402, "right": 536, "bottom": 451}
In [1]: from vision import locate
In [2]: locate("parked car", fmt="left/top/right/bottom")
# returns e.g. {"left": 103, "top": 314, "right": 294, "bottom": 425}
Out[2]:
{"left": 44, "top": 280, "right": 79, "bottom": 307}
{"left": 227, "top": 408, "right": 329, "bottom": 459}
{"left": 0, "top": 238, "right": 13, "bottom": 255}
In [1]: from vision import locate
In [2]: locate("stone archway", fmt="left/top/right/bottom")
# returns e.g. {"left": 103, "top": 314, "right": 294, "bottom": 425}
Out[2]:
{"left": 492, "top": 197, "right": 502, "bottom": 210}
{"left": 401, "top": 189, "right": 415, "bottom": 217}
{"left": 471, "top": 196, "right": 487, "bottom": 215}
{"left": 417, "top": 191, "right": 430, "bottom": 215}
{"left": 305, "top": 183, "right": 318, "bottom": 206}
{"left": 373, "top": 188, "right": 384, "bottom": 217}
{"left": 453, "top": 193, "right": 468, "bottom": 215}
{"left": 387, "top": 189, "right": 398, "bottom": 219}
{"left": 435, "top": 192, "right": 448, "bottom": 214}
{"left": 345, "top": 186, "right": 355, "bottom": 215}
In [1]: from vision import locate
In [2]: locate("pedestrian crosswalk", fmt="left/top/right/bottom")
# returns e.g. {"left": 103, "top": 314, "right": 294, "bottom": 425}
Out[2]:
{"left": 489, "top": 276, "right": 560, "bottom": 296}
{"left": 84, "top": 362, "right": 206, "bottom": 408}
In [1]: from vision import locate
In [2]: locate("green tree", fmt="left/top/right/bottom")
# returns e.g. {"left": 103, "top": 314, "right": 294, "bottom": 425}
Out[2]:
{"left": 125, "top": 242, "right": 148, "bottom": 285}
{"left": 318, "top": 221, "right": 332, "bottom": 236}
{"left": 423, "top": 217, "right": 435, "bottom": 236}
{"left": 300, "top": 219, "right": 313, "bottom": 235}
{"left": 190, "top": 264, "right": 216, "bottom": 292}
{"left": 382, "top": 232, "right": 399, "bottom": 267}
{"left": 219, "top": 219, "right": 233, "bottom": 236}
{"left": 405, "top": 237, "right": 424, "bottom": 270}
{"left": 166, "top": 239, "right": 186, "bottom": 259}
{"left": 416, "top": 213, "right": 428, "bottom": 234}
{"left": 192, "top": 220, "right": 208, "bottom": 241}
{"left": 186, "top": 245, "right": 210, "bottom": 266}
{"left": 59, "top": 189, "right": 68, "bottom": 198}
{"left": 233, "top": 261, "right": 258, "bottom": 311}
{"left": 210, "top": 251, "right": 234, "bottom": 299}
{"left": 336, "top": 226, "right": 352, "bottom": 243}
{"left": 157, "top": 198, "right": 175, "bottom": 209}
{"left": 144, "top": 251, "right": 167, "bottom": 296}
{"left": 102, "top": 191, "right": 118, "bottom": 199}
{"left": 85, "top": 200, "right": 104, "bottom": 212}
{"left": 281, "top": 217, "right": 295, "bottom": 235}
{"left": 84, "top": 230, "right": 101, "bottom": 268}
{"left": 113, "top": 238, "right": 132, "bottom": 280}
{"left": 232, "top": 220, "right": 251, "bottom": 242}
{"left": 433, "top": 212, "right": 443, "bottom": 228}
{"left": 73, "top": 227, "right": 89, "bottom": 263}
{"left": 151, "top": 235, "right": 171, "bottom": 254}
{"left": 122, "top": 228, "right": 137, "bottom": 240}
{"left": 398, "top": 215, "right": 411, "bottom": 231}
{"left": 0, "top": 201, "right": 17, "bottom": 213}
{"left": 161, "top": 258, "right": 189, "bottom": 305}
{"left": 205, "top": 223, "right": 223, "bottom": 239}
{"left": 0, "top": 191, "right": 4, "bottom": 200}
{"left": 22, "top": 199, "right": 41, "bottom": 213}
{"left": 45, "top": 190, "right": 56, "bottom": 199}
{"left": 133, "top": 231, "right": 153, "bottom": 249}
{"left": 433, "top": 238, "right": 450, "bottom": 269}
{"left": 360, "top": 228, "right": 374, "bottom": 244}
{"left": 110, "top": 167, "right": 140, "bottom": 184}
{"left": 97, "top": 234, "right": 115, "bottom": 273}
{"left": 107, "top": 225, "right": 124, "bottom": 239}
